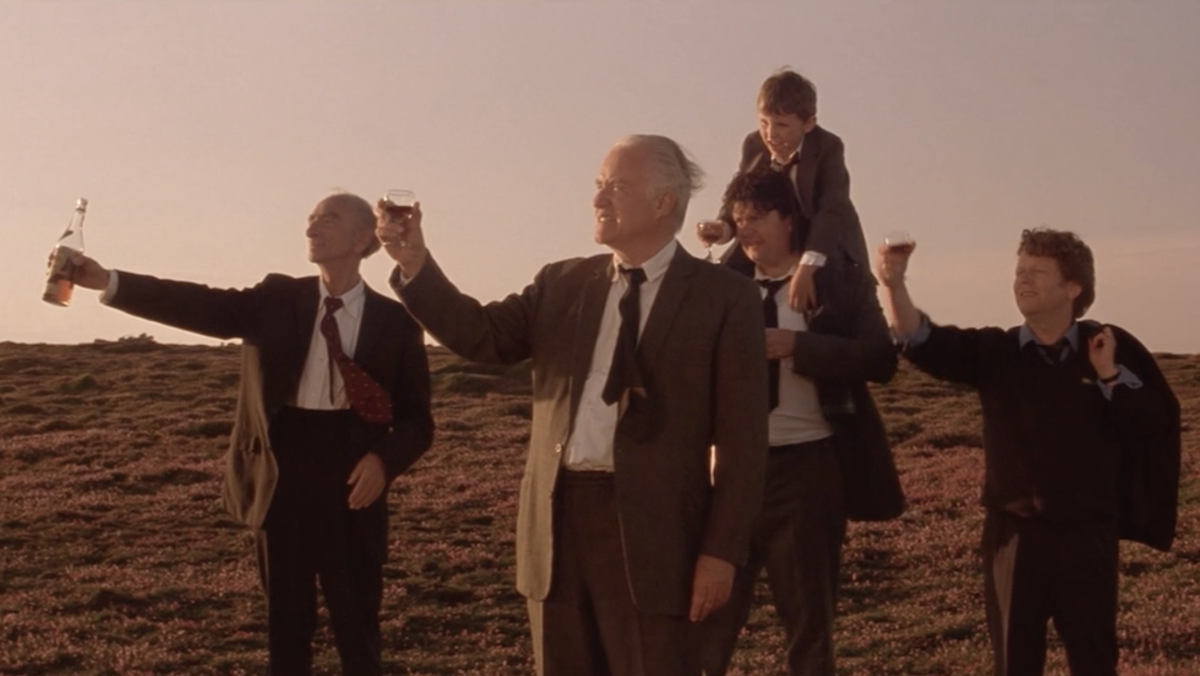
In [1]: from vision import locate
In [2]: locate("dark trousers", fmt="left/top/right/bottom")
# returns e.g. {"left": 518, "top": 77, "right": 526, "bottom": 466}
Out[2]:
{"left": 528, "top": 470, "right": 693, "bottom": 676}
{"left": 258, "top": 407, "right": 388, "bottom": 676}
{"left": 697, "top": 437, "right": 846, "bottom": 676}
{"left": 982, "top": 510, "right": 1119, "bottom": 676}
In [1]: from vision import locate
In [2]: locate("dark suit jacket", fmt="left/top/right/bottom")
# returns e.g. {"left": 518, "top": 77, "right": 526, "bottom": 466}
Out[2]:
{"left": 720, "top": 126, "right": 869, "bottom": 272}
{"left": 108, "top": 271, "right": 435, "bottom": 529}
{"left": 393, "top": 245, "right": 769, "bottom": 616}
{"left": 1075, "top": 322, "right": 1180, "bottom": 552}
{"left": 737, "top": 257, "right": 906, "bottom": 521}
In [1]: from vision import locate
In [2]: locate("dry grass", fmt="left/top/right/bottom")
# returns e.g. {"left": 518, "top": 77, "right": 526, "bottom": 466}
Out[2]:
{"left": 1, "top": 338, "right": 1197, "bottom": 675}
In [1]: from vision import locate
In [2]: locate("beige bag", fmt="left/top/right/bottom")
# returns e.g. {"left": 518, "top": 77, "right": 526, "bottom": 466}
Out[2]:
{"left": 221, "top": 344, "right": 278, "bottom": 530}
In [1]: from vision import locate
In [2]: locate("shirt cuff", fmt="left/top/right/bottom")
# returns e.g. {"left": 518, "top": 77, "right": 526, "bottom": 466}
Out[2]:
{"left": 1098, "top": 364, "right": 1142, "bottom": 400}
{"left": 799, "top": 251, "right": 827, "bottom": 268}
{"left": 895, "top": 312, "right": 932, "bottom": 350}
{"left": 389, "top": 265, "right": 419, "bottom": 290}
{"left": 99, "top": 270, "right": 120, "bottom": 305}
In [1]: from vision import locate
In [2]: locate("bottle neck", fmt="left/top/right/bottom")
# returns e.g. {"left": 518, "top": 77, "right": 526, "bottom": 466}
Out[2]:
{"left": 59, "top": 207, "right": 87, "bottom": 250}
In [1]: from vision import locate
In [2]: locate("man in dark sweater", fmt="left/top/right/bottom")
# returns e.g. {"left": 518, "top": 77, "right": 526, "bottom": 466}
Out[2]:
{"left": 878, "top": 228, "right": 1180, "bottom": 676}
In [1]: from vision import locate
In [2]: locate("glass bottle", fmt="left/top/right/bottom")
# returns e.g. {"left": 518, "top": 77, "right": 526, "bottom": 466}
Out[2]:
{"left": 43, "top": 198, "right": 88, "bottom": 307}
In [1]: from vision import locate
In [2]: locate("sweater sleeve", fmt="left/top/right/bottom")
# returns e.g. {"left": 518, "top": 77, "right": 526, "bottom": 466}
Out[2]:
{"left": 904, "top": 315, "right": 1007, "bottom": 388}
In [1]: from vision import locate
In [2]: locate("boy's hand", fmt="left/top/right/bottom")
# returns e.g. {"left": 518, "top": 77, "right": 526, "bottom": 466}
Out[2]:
{"left": 788, "top": 265, "right": 818, "bottom": 312}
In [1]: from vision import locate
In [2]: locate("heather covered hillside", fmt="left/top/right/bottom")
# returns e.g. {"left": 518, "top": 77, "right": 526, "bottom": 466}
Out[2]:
{"left": 1, "top": 338, "right": 1197, "bottom": 675}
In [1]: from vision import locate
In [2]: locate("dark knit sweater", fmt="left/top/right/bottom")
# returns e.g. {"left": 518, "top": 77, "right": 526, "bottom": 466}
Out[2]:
{"left": 906, "top": 321, "right": 1178, "bottom": 538}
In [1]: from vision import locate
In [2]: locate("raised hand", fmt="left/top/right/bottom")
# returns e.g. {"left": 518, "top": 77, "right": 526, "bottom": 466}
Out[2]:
{"left": 69, "top": 254, "right": 113, "bottom": 291}
{"left": 376, "top": 200, "right": 428, "bottom": 277}
{"left": 877, "top": 240, "right": 916, "bottom": 290}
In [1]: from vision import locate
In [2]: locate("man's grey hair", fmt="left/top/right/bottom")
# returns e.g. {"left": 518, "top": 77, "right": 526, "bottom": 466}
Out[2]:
{"left": 614, "top": 134, "right": 705, "bottom": 231}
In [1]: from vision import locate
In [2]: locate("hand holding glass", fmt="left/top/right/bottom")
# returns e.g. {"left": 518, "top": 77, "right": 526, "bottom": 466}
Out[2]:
{"left": 381, "top": 189, "right": 415, "bottom": 247}
{"left": 879, "top": 230, "right": 915, "bottom": 288}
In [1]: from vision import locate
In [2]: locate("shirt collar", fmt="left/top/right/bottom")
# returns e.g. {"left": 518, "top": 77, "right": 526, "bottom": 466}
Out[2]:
{"left": 611, "top": 239, "right": 677, "bottom": 284}
{"left": 320, "top": 278, "right": 366, "bottom": 320}
{"left": 753, "top": 261, "right": 799, "bottom": 283}
{"left": 770, "top": 136, "right": 805, "bottom": 167}
{"left": 1018, "top": 322, "right": 1079, "bottom": 351}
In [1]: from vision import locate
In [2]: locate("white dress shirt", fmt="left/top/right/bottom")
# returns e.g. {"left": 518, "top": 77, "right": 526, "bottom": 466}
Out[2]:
{"left": 293, "top": 279, "right": 367, "bottom": 410}
{"left": 564, "top": 239, "right": 678, "bottom": 471}
{"left": 757, "top": 265, "right": 833, "bottom": 447}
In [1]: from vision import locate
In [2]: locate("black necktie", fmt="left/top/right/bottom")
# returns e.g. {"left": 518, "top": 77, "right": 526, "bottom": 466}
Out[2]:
{"left": 320, "top": 297, "right": 393, "bottom": 424}
{"left": 602, "top": 267, "right": 647, "bottom": 406}
{"left": 1036, "top": 338, "right": 1072, "bottom": 364}
{"left": 760, "top": 277, "right": 790, "bottom": 411}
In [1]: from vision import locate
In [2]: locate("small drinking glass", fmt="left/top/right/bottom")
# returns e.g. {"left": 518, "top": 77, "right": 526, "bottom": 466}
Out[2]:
{"left": 382, "top": 189, "right": 416, "bottom": 217}
{"left": 881, "top": 230, "right": 915, "bottom": 285}
{"left": 696, "top": 220, "right": 733, "bottom": 262}
{"left": 882, "top": 230, "right": 915, "bottom": 254}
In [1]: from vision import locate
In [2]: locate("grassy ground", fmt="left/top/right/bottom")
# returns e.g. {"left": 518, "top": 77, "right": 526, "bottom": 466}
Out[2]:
{"left": 1, "top": 337, "right": 1197, "bottom": 675}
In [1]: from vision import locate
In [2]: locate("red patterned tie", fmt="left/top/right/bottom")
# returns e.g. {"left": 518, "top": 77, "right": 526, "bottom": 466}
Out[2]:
{"left": 320, "top": 296, "right": 393, "bottom": 424}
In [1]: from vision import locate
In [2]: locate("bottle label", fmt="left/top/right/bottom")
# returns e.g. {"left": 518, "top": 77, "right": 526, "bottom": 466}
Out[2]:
{"left": 43, "top": 245, "right": 81, "bottom": 306}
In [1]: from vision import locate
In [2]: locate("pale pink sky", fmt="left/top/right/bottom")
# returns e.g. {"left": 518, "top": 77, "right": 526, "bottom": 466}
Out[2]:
{"left": 4, "top": 1, "right": 1198, "bottom": 352}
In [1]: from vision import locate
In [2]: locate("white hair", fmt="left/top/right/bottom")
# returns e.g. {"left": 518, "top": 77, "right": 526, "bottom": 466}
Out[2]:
{"left": 613, "top": 134, "right": 705, "bottom": 231}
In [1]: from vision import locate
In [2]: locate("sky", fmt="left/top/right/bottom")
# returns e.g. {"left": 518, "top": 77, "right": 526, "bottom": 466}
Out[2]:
{"left": 3, "top": 1, "right": 1199, "bottom": 353}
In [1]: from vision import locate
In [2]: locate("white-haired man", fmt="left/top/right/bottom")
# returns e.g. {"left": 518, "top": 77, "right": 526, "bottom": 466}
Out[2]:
{"left": 379, "top": 135, "right": 770, "bottom": 676}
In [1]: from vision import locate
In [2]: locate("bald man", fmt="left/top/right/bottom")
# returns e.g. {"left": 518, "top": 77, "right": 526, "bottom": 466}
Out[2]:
{"left": 72, "top": 192, "right": 434, "bottom": 676}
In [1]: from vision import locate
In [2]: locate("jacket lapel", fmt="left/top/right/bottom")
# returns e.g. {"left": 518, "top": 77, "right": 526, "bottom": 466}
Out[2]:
{"left": 354, "top": 285, "right": 387, "bottom": 372}
{"left": 284, "top": 278, "right": 321, "bottom": 379}
{"left": 568, "top": 257, "right": 613, "bottom": 422}
{"left": 637, "top": 246, "right": 697, "bottom": 369}
{"left": 792, "top": 128, "right": 820, "bottom": 218}
{"left": 792, "top": 130, "right": 820, "bottom": 218}
{"left": 746, "top": 150, "right": 766, "bottom": 173}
